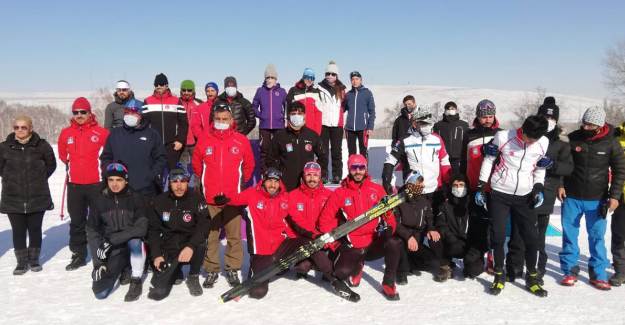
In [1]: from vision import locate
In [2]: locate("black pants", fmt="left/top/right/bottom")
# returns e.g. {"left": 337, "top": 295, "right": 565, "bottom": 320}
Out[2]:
{"left": 67, "top": 183, "right": 100, "bottom": 256}
{"left": 449, "top": 158, "right": 462, "bottom": 174}
{"left": 611, "top": 197, "right": 625, "bottom": 274}
{"left": 150, "top": 246, "right": 207, "bottom": 296}
{"left": 507, "top": 213, "right": 550, "bottom": 275}
{"left": 488, "top": 191, "right": 538, "bottom": 273}
{"left": 397, "top": 234, "right": 444, "bottom": 274}
{"left": 346, "top": 130, "right": 367, "bottom": 158}
{"left": 321, "top": 126, "right": 344, "bottom": 180}
{"left": 442, "top": 238, "right": 467, "bottom": 265}
{"left": 8, "top": 212, "right": 45, "bottom": 250}
{"left": 92, "top": 250, "right": 130, "bottom": 299}
{"left": 463, "top": 200, "right": 490, "bottom": 277}
{"left": 259, "top": 129, "right": 280, "bottom": 173}
{"left": 165, "top": 144, "right": 184, "bottom": 170}
{"left": 334, "top": 236, "right": 402, "bottom": 285}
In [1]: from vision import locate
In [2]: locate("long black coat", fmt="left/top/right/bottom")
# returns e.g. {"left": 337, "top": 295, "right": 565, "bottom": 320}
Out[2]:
{"left": 535, "top": 128, "right": 574, "bottom": 215}
{"left": 0, "top": 132, "right": 56, "bottom": 214}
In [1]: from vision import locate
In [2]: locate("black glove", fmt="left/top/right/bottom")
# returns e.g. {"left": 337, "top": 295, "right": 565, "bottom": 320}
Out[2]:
{"left": 376, "top": 218, "right": 393, "bottom": 240}
{"left": 96, "top": 240, "right": 113, "bottom": 261}
{"left": 157, "top": 261, "right": 171, "bottom": 273}
{"left": 213, "top": 194, "right": 230, "bottom": 206}
{"left": 528, "top": 183, "right": 545, "bottom": 207}
{"left": 92, "top": 264, "right": 108, "bottom": 281}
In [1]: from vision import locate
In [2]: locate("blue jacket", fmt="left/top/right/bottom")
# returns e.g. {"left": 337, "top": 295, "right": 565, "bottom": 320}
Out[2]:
{"left": 344, "top": 85, "right": 375, "bottom": 131}
{"left": 252, "top": 82, "right": 287, "bottom": 130}
{"left": 100, "top": 119, "right": 167, "bottom": 196}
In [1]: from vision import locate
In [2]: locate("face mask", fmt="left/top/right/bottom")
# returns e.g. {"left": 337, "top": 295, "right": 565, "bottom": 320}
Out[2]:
{"left": 289, "top": 114, "right": 305, "bottom": 128}
{"left": 419, "top": 124, "right": 433, "bottom": 136}
{"left": 124, "top": 114, "right": 139, "bottom": 127}
{"left": 580, "top": 126, "right": 597, "bottom": 138}
{"left": 547, "top": 119, "right": 557, "bottom": 132}
{"left": 451, "top": 186, "right": 467, "bottom": 198}
{"left": 265, "top": 79, "right": 276, "bottom": 88}
{"left": 225, "top": 87, "right": 237, "bottom": 97}
{"left": 444, "top": 109, "right": 458, "bottom": 116}
{"left": 214, "top": 122, "right": 230, "bottom": 130}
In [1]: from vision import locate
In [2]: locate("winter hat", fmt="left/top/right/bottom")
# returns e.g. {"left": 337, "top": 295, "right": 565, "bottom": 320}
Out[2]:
{"left": 224, "top": 76, "right": 237, "bottom": 88}
{"left": 410, "top": 107, "right": 434, "bottom": 124}
{"left": 105, "top": 162, "right": 128, "bottom": 179}
{"left": 582, "top": 106, "right": 606, "bottom": 126}
{"left": 180, "top": 80, "right": 195, "bottom": 91}
{"left": 350, "top": 71, "right": 362, "bottom": 79}
{"left": 476, "top": 99, "right": 496, "bottom": 117}
{"left": 521, "top": 115, "right": 548, "bottom": 139}
{"left": 205, "top": 82, "right": 219, "bottom": 93}
{"left": 154, "top": 73, "right": 169, "bottom": 86}
{"left": 115, "top": 80, "right": 131, "bottom": 89}
{"left": 264, "top": 64, "right": 278, "bottom": 79}
{"left": 347, "top": 154, "right": 368, "bottom": 170}
{"left": 71, "top": 97, "right": 91, "bottom": 112}
{"left": 263, "top": 167, "right": 283, "bottom": 181}
{"left": 287, "top": 101, "right": 306, "bottom": 114}
{"left": 537, "top": 96, "right": 560, "bottom": 121}
{"left": 303, "top": 161, "right": 322, "bottom": 176}
{"left": 124, "top": 99, "right": 145, "bottom": 114}
{"left": 325, "top": 60, "right": 339, "bottom": 75}
{"left": 302, "top": 68, "right": 315, "bottom": 81}
{"left": 169, "top": 166, "right": 190, "bottom": 182}
{"left": 444, "top": 101, "right": 457, "bottom": 110}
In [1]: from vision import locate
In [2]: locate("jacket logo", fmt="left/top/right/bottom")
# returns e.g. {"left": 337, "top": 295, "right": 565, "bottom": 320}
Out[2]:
{"left": 257, "top": 201, "right": 264, "bottom": 209}
{"left": 370, "top": 193, "right": 377, "bottom": 201}
{"left": 206, "top": 147, "right": 213, "bottom": 155}
{"left": 140, "top": 137, "right": 147, "bottom": 141}
{"left": 345, "top": 198, "right": 352, "bottom": 206}
{"left": 231, "top": 146, "right": 240, "bottom": 154}
{"left": 305, "top": 144, "right": 313, "bottom": 152}
{"left": 67, "top": 137, "right": 74, "bottom": 145}
{"left": 473, "top": 148, "right": 479, "bottom": 155}
{"left": 286, "top": 143, "right": 293, "bottom": 152}
{"left": 297, "top": 203, "right": 304, "bottom": 211}
{"left": 162, "top": 212, "right": 170, "bottom": 222}
{"left": 280, "top": 202, "right": 288, "bottom": 210}
{"left": 575, "top": 146, "right": 582, "bottom": 152}
{"left": 90, "top": 135, "right": 99, "bottom": 143}
{"left": 274, "top": 91, "right": 280, "bottom": 97}
{"left": 183, "top": 213, "right": 193, "bottom": 223}
{"left": 597, "top": 151, "right": 606, "bottom": 155}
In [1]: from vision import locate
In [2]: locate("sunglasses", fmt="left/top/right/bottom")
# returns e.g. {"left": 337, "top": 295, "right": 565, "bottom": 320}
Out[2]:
{"left": 13, "top": 125, "right": 29, "bottom": 131}
{"left": 265, "top": 76, "right": 276, "bottom": 80}
{"left": 72, "top": 110, "right": 89, "bottom": 116}
{"left": 116, "top": 88, "right": 129, "bottom": 92}
{"left": 303, "top": 161, "right": 321, "bottom": 170}
{"left": 303, "top": 76, "right": 315, "bottom": 81}
{"left": 181, "top": 89, "right": 194, "bottom": 92}
{"left": 349, "top": 164, "right": 367, "bottom": 171}
{"left": 325, "top": 73, "right": 337, "bottom": 77}
{"left": 170, "top": 177, "right": 190, "bottom": 183}
{"left": 106, "top": 162, "right": 128, "bottom": 173}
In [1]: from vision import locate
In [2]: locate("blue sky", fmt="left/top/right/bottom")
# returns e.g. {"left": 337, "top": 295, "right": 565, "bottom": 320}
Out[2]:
{"left": 1, "top": 0, "right": 624, "bottom": 98}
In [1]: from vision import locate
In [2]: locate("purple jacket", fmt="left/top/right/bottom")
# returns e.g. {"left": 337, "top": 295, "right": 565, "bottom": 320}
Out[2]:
{"left": 252, "top": 82, "right": 287, "bottom": 130}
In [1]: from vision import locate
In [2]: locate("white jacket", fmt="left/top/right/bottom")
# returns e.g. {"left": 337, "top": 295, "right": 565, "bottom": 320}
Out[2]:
{"left": 318, "top": 86, "right": 342, "bottom": 127}
{"left": 479, "top": 129, "right": 548, "bottom": 196}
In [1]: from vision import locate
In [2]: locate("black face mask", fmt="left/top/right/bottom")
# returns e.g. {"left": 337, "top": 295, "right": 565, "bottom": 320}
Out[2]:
{"left": 580, "top": 126, "right": 598, "bottom": 138}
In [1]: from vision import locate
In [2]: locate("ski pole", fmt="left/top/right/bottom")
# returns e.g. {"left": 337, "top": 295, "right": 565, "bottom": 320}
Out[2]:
{"left": 60, "top": 173, "right": 68, "bottom": 221}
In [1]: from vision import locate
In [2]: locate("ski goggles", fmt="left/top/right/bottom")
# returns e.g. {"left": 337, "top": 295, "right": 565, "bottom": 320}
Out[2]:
{"left": 106, "top": 162, "right": 128, "bottom": 173}
{"left": 169, "top": 169, "right": 190, "bottom": 182}
{"left": 303, "top": 161, "right": 321, "bottom": 176}
{"left": 213, "top": 103, "right": 232, "bottom": 112}
{"left": 263, "top": 168, "right": 282, "bottom": 180}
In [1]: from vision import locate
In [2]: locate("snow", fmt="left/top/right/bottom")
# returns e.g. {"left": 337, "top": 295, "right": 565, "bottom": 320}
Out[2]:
{"left": 1, "top": 141, "right": 624, "bottom": 325}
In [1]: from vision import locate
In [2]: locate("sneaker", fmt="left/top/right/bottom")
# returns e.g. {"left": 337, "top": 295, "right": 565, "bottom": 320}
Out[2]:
{"left": 119, "top": 268, "right": 131, "bottom": 285}
{"left": 202, "top": 272, "right": 219, "bottom": 288}
{"left": 609, "top": 272, "right": 625, "bottom": 287}
{"left": 489, "top": 271, "right": 505, "bottom": 295}
{"left": 396, "top": 272, "right": 408, "bottom": 285}
{"left": 382, "top": 282, "right": 400, "bottom": 301}
{"left": 348, "top": 262, "right": 365, "bottom": 287}
{"left": 560, "top": 275, "right": 578, "bottom": 286}
{"left": 124, "top": 277, "right": 143, "bottom": 302}
{"left": 332, "top": 279, "right": 360, "bottom": 302}
{"left": 590, "top": 279, "right": 612, "bottom": 291}
{"left": 186, "top": 274, "right": 203, "bottom": 296}
{"left": 434, "top": 265, "right": 452, "bottom": 283}
{"left": 65, "top": 254, "right": 87, "bottom": 271}
{"left": 225, "top": 270, "right": 241, "bottom": 287}
{"left": 525, "top": 273, "right": 548, "bottom": 297}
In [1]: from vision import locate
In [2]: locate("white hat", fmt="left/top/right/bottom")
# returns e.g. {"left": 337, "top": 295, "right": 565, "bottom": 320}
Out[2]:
{"left": 115, "top": 80, "right": 130, "bottom": 89}
{"left": 582, "top": 106, "right": 606, "bottom": 127}
{"left": 325, "top": 60, "right": 339, "bottom": 75}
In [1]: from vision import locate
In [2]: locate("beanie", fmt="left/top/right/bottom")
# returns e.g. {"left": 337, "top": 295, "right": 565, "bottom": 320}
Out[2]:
{"left": 350, "top": 71, "right": 362, "bottom": 79}
{"left": 582, "top": 106, "right": 606, "bottom": 127}
{"left": 72, "top": 97, "right": 91, "bottom": 112}
{"left": 224, "top": 76, "right": 237, "bottom": 88}
{"left": 302, "top": 68, "right": 315, "bottom": 81}
{"left": 180, "top": 80, "right": 195, "bottom": 91}
{"left": 204, "top": 82, "right": 219, "bottom": 93}
{"left": 287, "top": 101, "right": 306, "bottom": 114}
{"left": 537, "top": 96, "right": 560, "bottom": 121}
{"left": 154, "top": 73, "right": 169, "bottom": 86}
{"left": 264, "top": 64, "right": 278, "bottom": 79}
{"left": 169, "top": 166, "right": 191, "bottom": 182}
{"left": 124, "top": 99, "right": 145, "bottom": 114}
{"left": 263, "top": 167, "right": 283, "bottom": 181}
{"left": 347, "top": 154, "right": 368, "bottom": 169}
{"left": 444, "top": 101, "right": 457, "bottom": 110}
{"left": 105, "top": 162, "right": 128, "bottom": 179}
{"left": 325, "top": 60, "right": 339, "bottom": 75}
{"left": 476, "top": 99, "right": 496, "bottom": 117}
{"left": 521, "top": 115, "right": 548, "bottom": 139}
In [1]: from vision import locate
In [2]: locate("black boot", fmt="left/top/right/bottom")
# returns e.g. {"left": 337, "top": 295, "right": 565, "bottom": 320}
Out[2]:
{"left": 332, "top": 279, "right": 360, "bottom": 302}
{"left": 505, "top": 265, "right": 523, "bottom": 283}
{"left": 526, "top": 272, "right": 548, "bottom": 297}
{"left": 610, "top": 272, "right": 625, "bottom": 287}
{"left": 186, "top": 274, "right": 203, "bottom": 296}
{"left": 396, "top": 272, "right": 408, "bottom": 285}
{"left": 489, "top": 271, "right": 505, "bottom": 295}
{"left": 65, "top": 253, "right": 87, "bottom": 271}
{"left": 124, "top": 277, "right": 143, "bottom": 302}
{"left": 225, "top": 270, "right": 241, "bottom": 287}
{"left": 203, "top": 272, "right": 219, "bottom": 288}
{"left": 434, "top": 265, "right": 452, "bottom": 283}
{"left": 28, "top": 247, "right": 42, "bottom": 272}
{"left": 13, "top": 249, "right": 29, "bottom": 275}
{"left": 119, "top": 267, "right": 131, "bottom": 285}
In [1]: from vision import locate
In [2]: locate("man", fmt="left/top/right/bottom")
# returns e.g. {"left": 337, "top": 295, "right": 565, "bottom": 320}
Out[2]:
{"left": 86, "top": 162, "right": 148, "bottom": 302}
{"left": 344, "top": 71, "right": 375, "bottom": 158}
{"left": 319, "top": 154, "right": 403, "bottom": 301}
{"left": 58, "top": 97, "right": 110, "bottom": 271}
{"left": 100, "top": 99, "right": 167, "bottom": 197}
{"left": 269, "top": 101, "right": 327, "bottom": 191}
{"left": 215, "top": 76, "right": 256, "bottom": 135}
{"left": 143, "top": 73, "right": 188, "bottom": 171}
{"left": 611, "top": 121, "right": 625, "bottom": 286}
{"left": 558, "top": 107, "right": 625, "bottom": 290}
{"left": 179, "top": 80, "right": 203, "bottom": 161}
{"left": 476, "top": 115, "right": 550, "bottom": 297}
{"left": 252, "top": 64, "right": 287, "bottom": 172}
{"left": 391, "top": 95, "right": 417, "bottom": 144}
{"left": 192, "top": 102, "right": 255, "bottom": 288}
{"left": 433, "top": 101, "right": 469, "bottom": 173}
{"left": 146, "top": 167, "right": 210, "bottom": 300}
{"left": 286, "top": 68, "right": 328, "bottom": 136}
{"left": 318, "top": 61, "right": 347, "bottom": 184}
{"left": 104, "top": 80, "right": 135, "bottom": 129}
{"left": 190, "top": 82, "right": 219, "bottom": 139}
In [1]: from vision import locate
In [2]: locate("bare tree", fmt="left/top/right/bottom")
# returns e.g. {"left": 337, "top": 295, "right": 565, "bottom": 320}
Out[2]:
{"left": 0, "top": 100, "right": 69, "bottom": 142}
{"left": 603, "top": 40, "right": 625, "bottom": 97}
{"left": 377, "top": 101, "right": 403, "bottom": 139}
{"left": 512, "top": 87, "right": 547, "bottom": 126}
{"left": 603, "top": 98, "right": 625, "bottom": 124}
{"left": 89, "top": 87, "right": 113, "bottom": 124}
{"left": 460, "top": 104, "right": 475, "bottom": 125}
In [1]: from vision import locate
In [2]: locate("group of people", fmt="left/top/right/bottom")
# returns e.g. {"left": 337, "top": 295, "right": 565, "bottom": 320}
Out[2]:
{"left": 1, "top": 62, "right": 625, "bottom": 303}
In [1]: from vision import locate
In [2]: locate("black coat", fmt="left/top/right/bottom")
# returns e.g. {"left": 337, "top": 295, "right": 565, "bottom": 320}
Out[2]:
{"left": 0, "top": 132, "right": 56, "bottom": 214}
{"left": 215, "top": 92, "right": 256, "bottom": 135}
{"left": 535, "top": 128, "right": 574, "bottom": 215}
{"left": 391, "top": 107, "right": 412, "bottom": 144}
{"left": 433, "top": 114, "right": 469, "bottom": 161}
{"left": 394, "top": 195, "right": 434, "bottom": 241}
{"left": 148, "top": 190, "right": 210, "bottom": 259}
{"left": 565, "top": 125, "right": 625, "bottom": 201}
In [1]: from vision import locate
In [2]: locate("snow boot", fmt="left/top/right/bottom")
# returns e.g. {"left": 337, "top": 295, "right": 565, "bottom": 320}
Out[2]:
{"left": 332, "top": 279, "right": 360, "bottom": 302}
{"left": 28, "top": 247, "right": 42, "bottom": 272}
{"left": 525, "top": 272, "right": 548, "bottom": 297}
{"left": 396, "top": 272, "right": 408, "bottom": 285}
{"left": 65, "top": 253, "right": 87, "bottom": 271}
{"left": 225, "top": 270, "right": 241, "bottom": 287}
{"left": 381, "top": 280, "right": 400, "bottom": 301}
{"left": 13, "top": 249, "right": 29, "bottom": 275}
{"left": 489, "top": 271, "right": 505, "bottom": 295}
{"left": 147, "top": 286, "right": 170, "bottom": 301}
{"left": 202, "top": 272, "right": 219, "bottom": 288}
{"left": 186, "top": 274, "right": 203, "bottom": 297}
{"left": 124, "top": 277, "right": 143, "bottom": 302}
{"left": 434, "top": 265, "right": 452, "bottom": 283}
{"left": 609, "top": 272, "right": 625, "bottom": 287}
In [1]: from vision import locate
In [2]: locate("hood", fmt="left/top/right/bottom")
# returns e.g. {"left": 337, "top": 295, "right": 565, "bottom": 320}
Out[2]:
{"left": 350, "top": 84, "right": 367, "bottom": 92}
{"left": 400, "top": 106, "right": 412, "bottom": 119}
{"left": 295, "top": 80, "right": 315, "bottom": 91}
{"left": 150, "top": 89, "right": 175, "bottom": 100}
{"left": 588, "top": 124, "right": 612, "bottom": 142}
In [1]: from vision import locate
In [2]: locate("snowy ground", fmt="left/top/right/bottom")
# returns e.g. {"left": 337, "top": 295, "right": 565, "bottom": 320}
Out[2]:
{"left": 1, "top": 141, "right": 624, "bottom": 325}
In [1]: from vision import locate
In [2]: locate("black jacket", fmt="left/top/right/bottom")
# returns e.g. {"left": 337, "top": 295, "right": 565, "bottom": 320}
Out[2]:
{"left": 148, "top": 190, "right": 210, "bottom": 259}
{"left": 394, "top": 195, "right": 434, "bottom": 241}
{"left": 535, "top": 127, "right": 574, "bottom": 214}
{"left": 391, "top": 107, "right": 412, "bottom": 144}
{"left": 0, "top": 132, "right": 56, "bottom": 214}
{"left": 565, "top": 124, "right": 625, "bottom": 201}
{"left": 215, "top": 92, "right": 256, "bottom": 135}
{"left": 86, "top": 186, "right": 148, "bottom": 266}
{"left": 433, "top": 114, "right": 469, "bottom": 161}
{"left": 269, "top": 126, "right": 327, "bottom": 191}
{"left": 435, "top": 197, "right": 470, "bottom": 245}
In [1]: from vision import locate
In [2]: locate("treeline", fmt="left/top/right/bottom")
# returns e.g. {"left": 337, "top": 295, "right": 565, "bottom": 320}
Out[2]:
{"left": 0, "top": 100, "right": 71, "bottom": 143}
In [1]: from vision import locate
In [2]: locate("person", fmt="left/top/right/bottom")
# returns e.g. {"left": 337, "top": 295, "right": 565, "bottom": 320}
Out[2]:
{"left": 344, "top": 71, "right": 375, "bottom": 158}
{"left": 100, "top": 99, "right": 167, "bottom": 197}
{"left": 506, "top": 97, "right": 573, "bottom": 284}
{"left": 286, "top": 68, "right": 328, "bottom": 137}
{"left": 269, "top": 101, "right": 327, "bottom": 191}
{"left": 319, "top": 154, "right": 403, "bottom": 301}
{"left": 143, "top": 73, "right": 188, "bottom": 171}
{"left": 192, "top": 102, "right": 255, "bottom": 288}
{"left": 87, "top": 162, "right": 148, "bottom": 301}
{"left": 252, "top": 64, "right": 287, "bottom": 172}
{"left": 104, "top": 80, "right": 135, "bottom": 129}
{"left": 215, "top": 76, "right": 256, "bottom": 135}
{"left": 0, "top": 115, "right": 56, "bottom": 275}
{"left": 178, "top": 80, "right": 203, "bottom": 171}
{"left": 190, "top": 82, "right": 219, "bottom": 139}
{"left": 433, "top": 101, "right": 469, "bottom": 173}
{"left": 318, "top": 60, "right": 347, "bottom": 184}
{"left": 391, "top": 95, "right": 417, "bottom": 144}
{"left": 611, "top": 121, "right": 625, "bottom": 286}
{"left": 558, "top": 107, "right": 625, "bottom": 290}
{"left": 224, "top": 168, "right": 357, "bottom": 301}
{"left": 476, "top": 115, "right": 550, "bottom": 297}
{"left": 146, "top": 167, "right": 210, "bottom": 300}
{"left": 58, "top": 97, "right": 110, "bottom": 271}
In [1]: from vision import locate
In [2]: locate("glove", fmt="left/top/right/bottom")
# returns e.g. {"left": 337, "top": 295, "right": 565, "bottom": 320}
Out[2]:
{"left": 536, "top": 156, "right": 554, "bottom": 169}
{"left": 376, "top": 218, "right": 393, "bottom": 240}
{"left": 474, "top": 182, "right": 487, "bottom": 208}
{"left": 213, "top": 194, "right": 230, "bottom": 206}
{"left": 482, "top": 142, "right": 499, "bottom": 156}
{"left": 157, "top": 261, "right": 171, "bottom": 273}
{"left": 92, "top": 264, "right": 108, "bottom": 282}
{"left": 96, "top": 240, "right": 113, "bottom": 261}
{"left": 529, "top": 183, "right": 545, "bottom": 208}
{"left": 531, "top": 192, "right": 544, "bottom": 208}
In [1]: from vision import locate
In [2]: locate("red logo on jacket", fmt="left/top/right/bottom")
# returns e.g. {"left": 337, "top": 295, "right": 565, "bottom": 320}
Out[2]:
{"left": 183, "top": 213, "right": 193, "bottom": 223}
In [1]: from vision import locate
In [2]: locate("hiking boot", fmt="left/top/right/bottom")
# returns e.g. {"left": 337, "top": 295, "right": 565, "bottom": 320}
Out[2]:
{"left": 65, "top": 253, "right": 87, "bottom": 271}
{"left": 203, "top": 272, "right": 219, "bottom": 288}
{"left": 124, "top": 277, "right": 143, "bottom": 302}
{"left": 225, "top": 270, "right": 241, "bottom": 287}
{"left": 13, "top": 249, "right": 29, "bottom": 275}
{"left": 186, "top": 274, "right": 203, "bottom": 296}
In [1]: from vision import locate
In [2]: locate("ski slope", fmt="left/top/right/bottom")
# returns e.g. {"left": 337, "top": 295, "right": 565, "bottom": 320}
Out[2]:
{"left": 1, "top": 140, "right": 624, "bottom": 325}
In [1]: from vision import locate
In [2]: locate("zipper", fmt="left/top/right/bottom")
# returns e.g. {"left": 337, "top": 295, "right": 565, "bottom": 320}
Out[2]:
{"left": 22, "top": 146, "right": 28, "bottom": 213}
{"left": 269, "top": 88, "right": 273, "bottom": 129}
{"left": 513, "top": 141, "right": 527, "bottom": 195}
{"left": 353, "top": 89, "right": 359, "bottom": 130}
{"left": 160, "top": 94, "right": 165, "bottom": 144}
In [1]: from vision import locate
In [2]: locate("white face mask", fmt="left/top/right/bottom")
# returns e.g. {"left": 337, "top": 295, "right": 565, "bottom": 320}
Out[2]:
{"left": 225, "top": 87, "right": 237, "bottom": 97}
{"left": 547, "top": 119, "right": 557, "bottom": 132}
{"left": 214, "top": 122, "right": 230, "bottom": 130}
{"left": 289, "top": 114, "right": 305, "bottom": 128}
{"left": 123, "top": 114, "right": 140, "bottom": 127}
{"left": 419, "top": 124, "right": 433, "bottom": 136}
{"left": 451, "top": 186, "right": 467, "bottom": 198}
{"left": 444, "top": 109, "right": 458, "bottom": 116}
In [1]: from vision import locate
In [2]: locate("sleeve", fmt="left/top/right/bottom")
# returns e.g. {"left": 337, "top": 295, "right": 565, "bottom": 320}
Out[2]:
{"left": 146, "top": 200, "right": 164, "bottom": 258}
{"left": 391, "top": 118, "right": 400, "bottom": 143}
{"left": 190, "top": 107, "right": 203, "bottom": 141}
{"left": 532, "top": 140, "right": 548, "bottom": 186}
{"left": 609, "top": 138, "right": 625, "bottom": 199}
{"left": 189, "top": 196, "right": 210, "bottom": 248}
{"left": 41, "top": 140, "right": 57, "bottom": 178}
{"left": 252, "top": 88, "right": 262, "bottom": 118}
{"left": 460, "top": 131, "right": 470, "bottom": 174}
{"left": 382, "top": 140, "right": 406, "bottom": 192}
{"left": 57, "top": 129, "right": 69, "bottom": 165}
{"left": 104, "top": 104, "right": 113, "bottom": 129}
{"left": 86, "top": 203, "right": 104, "bottom": 265}
{"left": 286, "top": 87, "right": 295, "bottom": 104}
{"left": 109, "top": 195, "right": 149, "bottom": 245}
{"left": 366, "top": 90, "right": 376, "bottom": 130}
{"left": 192, "top": 136, "right": 205, "bottom": 177}
{"left": 551, "top": 141, "right": 574, "bottom": 177}
{"left": 393, "top": 208, "right": 412, "bottom": 241}
{"left": 318, "top": 192, "right": 343, "bottom": 233}
{"left": 176, "top": 103, "right": 189, "bottom": 144}
{"left": 0, "top": 145, "right": 5, "bottom": 178}
{"left": 314, "top": 135, "right": 327, "bottom": 176}
{"left": 100, "top": 133, "right": 114, "bottom": 175}
{"left": 268, "top": 135, "right": 281, "bottom": 170}
{"left": 433, "top": 121, "right": 441, "bottom": 134}
{"left": 438, "top": 137, "right": 452, "bottom": 184}
{"left": 243, "top": 99, "right": 257, "bottom": 135}
{"left": 286, "top": 216, "right": 317, "bottom": 239}
{"left": 478, "top": 132, "right": 501, "bottom": 184}
{"left": 150, "top": 134, "right": 168, "bottom": 179}
{"left": 228, "top": 187, "right": 252, "bottom": 207}
{"left": 241, "top": 138, "right": 256, "bottom": 183}
{"left": 424, "top": 204, "right": 435, "bottom": 232}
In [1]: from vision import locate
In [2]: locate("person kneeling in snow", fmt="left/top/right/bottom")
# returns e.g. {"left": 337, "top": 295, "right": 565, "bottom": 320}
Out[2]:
{"left": 86, "top": 162, "right": 148, "bottom": 302}
{"left": 146, "top": 167, "right": 210, "bottom": 300}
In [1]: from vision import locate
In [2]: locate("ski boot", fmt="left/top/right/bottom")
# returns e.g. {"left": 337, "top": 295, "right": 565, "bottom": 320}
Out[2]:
{"left": 332, "top": 279, "right": 360, "bottom": 302}
{"left": 526, "top": 272, "right": 548, "bottom": 297}
{"left": 489, "top": 271, "right": 505, "bottom": 295}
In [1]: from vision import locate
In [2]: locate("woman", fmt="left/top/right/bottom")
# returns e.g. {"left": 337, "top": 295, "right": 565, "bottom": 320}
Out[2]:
{"left": 0, "top": 115, "right": 56, "bottom": 275}
{"left": 318, "top": 60, "right": 347, "bottom": 184}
